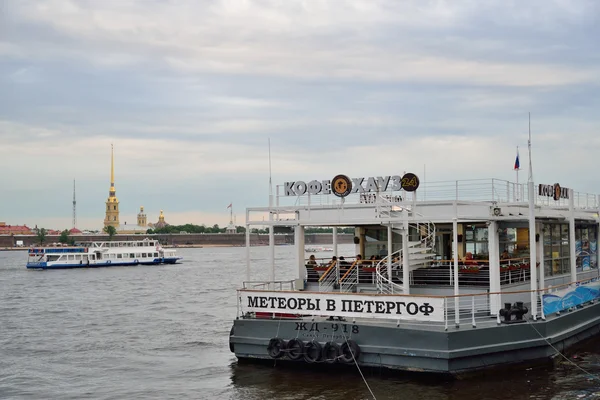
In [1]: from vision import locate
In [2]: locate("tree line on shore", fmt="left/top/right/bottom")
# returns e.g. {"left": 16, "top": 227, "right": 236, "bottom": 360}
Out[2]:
{"left": 31, "top": 225, "right": 355, "bottom": 245}
{"left": 147, "top": 224, "right": 354, "bottom": 235}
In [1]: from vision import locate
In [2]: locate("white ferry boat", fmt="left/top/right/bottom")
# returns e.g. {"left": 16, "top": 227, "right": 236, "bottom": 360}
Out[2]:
{"left": 27, "top": 238, "right": 182, "bottom": 269}
{"left": 229, "top": 170, "right": 600, "bottom": 375}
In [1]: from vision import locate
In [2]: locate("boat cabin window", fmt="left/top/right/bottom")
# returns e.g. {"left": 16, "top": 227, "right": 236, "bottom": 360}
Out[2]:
{"left": 130, "top": 253, "right": 135, "bottom": 258}
{"left": 464, "top": 225, "right": 489, "bottom": 259}
{"left": 47, "top": 255, "right": 60, "bottom": 262}
{"left": 117, "top": 254, "right": 122, "bottom": 259}
{"left": 142, "top": 253, "right": 147, "bottom": 258}
{"left": 575, "top": 224, "right": 598, "bottom": 272}
{"left": 544, "top": 222, "right": 571, "bottom": 276}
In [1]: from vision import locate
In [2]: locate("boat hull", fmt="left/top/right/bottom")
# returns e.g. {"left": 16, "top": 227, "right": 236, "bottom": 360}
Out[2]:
{"left": 162, "top": 257, "right": 182, "bottom": 264}
{"left": 230, "top": 301, "right": 600, "bottom": 375}
{"left": 27, "top": 259, "right": 164, "bottom": 269}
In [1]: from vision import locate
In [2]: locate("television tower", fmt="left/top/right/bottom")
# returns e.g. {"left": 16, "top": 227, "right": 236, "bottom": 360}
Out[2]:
{"left": 72, "top": 179, "right": 77, "bottom": 229}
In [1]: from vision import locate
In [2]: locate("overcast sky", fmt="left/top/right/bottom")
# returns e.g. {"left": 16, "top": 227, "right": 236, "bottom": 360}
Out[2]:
{"left": 2, "top": 0, "right": 599, "bottom": 230}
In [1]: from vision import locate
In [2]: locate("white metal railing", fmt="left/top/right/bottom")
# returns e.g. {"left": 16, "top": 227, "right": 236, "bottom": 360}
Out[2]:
{"left": 339, "top": 262, "right": 359, "bottom": 292}
{"left": 375, "top": 212, "right": 436, "bottom": 294}
{"left": 318, "top": 261, "right": 339, "bottom": 292}
{"left": 239, "top": 276, "right": 600, "bottom": 331}
{"left": 274, "top": 179, "right": 600, "bottom": 209}
{"left": 242, "top": 280, "right": 296, "bottom": 291}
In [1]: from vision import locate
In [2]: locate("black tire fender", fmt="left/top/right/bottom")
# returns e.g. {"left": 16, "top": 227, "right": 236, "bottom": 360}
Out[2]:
{"left": 286, "top": 338, "right": 304, "bottom": 361}
{"left": 339, "top": 340, "right": 361, "bottom": 363}
{"left": 322, "top": 341, "right": 341, "bottom": 364}
{"left": 267, "top": 338, "right": 286, "bottom": 359}
{"left": 303, "top": 340, "right": 322, "bottom": 363}
{"left": 229, "top": 326, "right": 235, "bottom": 353}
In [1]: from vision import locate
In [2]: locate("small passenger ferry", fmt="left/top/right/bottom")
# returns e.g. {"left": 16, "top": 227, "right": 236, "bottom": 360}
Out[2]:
{"left": 230, "top": 170, "right": 600, "bottom": 375}
{"left": 27, "top": 238, "right": 182, "bottom": 269}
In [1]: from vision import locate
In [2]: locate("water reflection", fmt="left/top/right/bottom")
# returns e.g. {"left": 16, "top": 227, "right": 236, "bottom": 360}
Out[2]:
{"left": 229, "top": 352, "right": 600, "bottom": 400}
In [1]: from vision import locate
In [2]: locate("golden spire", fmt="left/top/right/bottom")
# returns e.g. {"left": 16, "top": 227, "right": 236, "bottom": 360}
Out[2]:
{"left": 110, "top": 143, "right": 115, "bottom": 190}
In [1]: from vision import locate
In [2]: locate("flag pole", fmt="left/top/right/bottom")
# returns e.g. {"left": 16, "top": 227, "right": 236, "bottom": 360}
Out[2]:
{"left": 516, "top": 146, "right": 519, "bottom": 201}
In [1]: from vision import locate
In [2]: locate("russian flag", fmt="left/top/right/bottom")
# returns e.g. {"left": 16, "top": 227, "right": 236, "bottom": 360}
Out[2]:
{"left": 514, "top": 151, "right": 520, "bottom": 170}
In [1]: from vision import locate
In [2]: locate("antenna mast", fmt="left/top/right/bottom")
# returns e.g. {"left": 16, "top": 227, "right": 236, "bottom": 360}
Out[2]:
{"left": 72, "top": 179, "right": 77, "bottom": 229}
{"left": 268, "top": 138, "right": 273, "bottom": 208}
{"left": 528, "top": 112, "right": 533, "bottom": 182}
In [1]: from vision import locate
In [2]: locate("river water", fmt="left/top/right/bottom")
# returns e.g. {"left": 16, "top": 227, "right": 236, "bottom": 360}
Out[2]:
{"left": 1, "top": 245, "right": 600, "bottom": 400}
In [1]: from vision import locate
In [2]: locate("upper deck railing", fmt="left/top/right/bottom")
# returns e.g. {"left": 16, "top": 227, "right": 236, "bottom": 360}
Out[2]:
{"left": 274, "top": 179, "right": 599, "bottom": 210}
{"left": 238, "top": 275, "right": 600, "bottom": 330}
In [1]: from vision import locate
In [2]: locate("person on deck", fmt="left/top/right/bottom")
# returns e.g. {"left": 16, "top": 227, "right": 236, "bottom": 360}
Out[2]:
{"left": 379, "top": 245, "right": 388, "bottom": 258}
{"left": 305, "top": 254, "right": 320, "bottom": 282}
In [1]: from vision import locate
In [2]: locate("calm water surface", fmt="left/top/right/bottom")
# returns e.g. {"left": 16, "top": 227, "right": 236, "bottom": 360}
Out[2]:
{"left": 1, "top": 246, "right": 600, "bottom": 400}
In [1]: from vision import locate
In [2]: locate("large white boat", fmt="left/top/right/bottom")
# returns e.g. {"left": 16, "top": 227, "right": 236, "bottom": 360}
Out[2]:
{"left": 229, "top": 171, "right": 600, "bottom": 375}
{"left": 26, "top": 238, "right": 182, "bottom": 269}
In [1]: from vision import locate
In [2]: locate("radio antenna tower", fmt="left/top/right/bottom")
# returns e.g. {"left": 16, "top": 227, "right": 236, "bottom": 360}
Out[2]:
{"left": 72, "top": 179, "right": 77, "bottom": 229}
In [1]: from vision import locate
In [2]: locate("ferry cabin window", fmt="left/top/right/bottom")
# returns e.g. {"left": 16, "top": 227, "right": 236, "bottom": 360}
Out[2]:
{"left": 142, "top": 253, "right": 147, "bottom": 258}
{"left": 543, "top": 223, "right": 571, "bottom": 276}
{"left": 117, "top": 254, "right": 122, "bottom": 259}
{"left": 576, "top": 224, "right": 598, "bottom": 271}
{"left": 130, "top": 253, "right": 135, "bottom": 258}
{"left": 464, "top": 226, "right": 489, "bottom": 259}
{"left": 363, "top": 227, "right": 402, "bottom": 259}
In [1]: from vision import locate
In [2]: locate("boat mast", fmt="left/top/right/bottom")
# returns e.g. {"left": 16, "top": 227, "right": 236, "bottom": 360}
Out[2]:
{"left": 72, "top": 179, "right": 77, "bottom": 229}
{"left": 527, "top": 112, "right": 538, "bottom": 320}
{"left": 268, "top": 138, "right": 275, "bottom": 283}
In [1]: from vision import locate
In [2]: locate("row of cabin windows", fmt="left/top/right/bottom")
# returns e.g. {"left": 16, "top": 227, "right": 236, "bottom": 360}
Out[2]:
{"left": 104, "top": 253, "right": 159, "bottom": 259}
{"left": 102, "top": 242, "right": 156, "bottom": 247}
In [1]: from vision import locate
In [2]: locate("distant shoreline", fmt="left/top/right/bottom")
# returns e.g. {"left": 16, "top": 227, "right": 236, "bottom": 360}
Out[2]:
{"left": 0, "top": 244, "right": 248, "bottom": 252}
{"left": 0, "top": 243, "right": 300, "bottom": 252}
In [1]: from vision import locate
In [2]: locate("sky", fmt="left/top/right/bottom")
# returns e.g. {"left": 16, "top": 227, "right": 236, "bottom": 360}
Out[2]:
{"left": 1, "top": 0, "right": 600, "bottom": 230}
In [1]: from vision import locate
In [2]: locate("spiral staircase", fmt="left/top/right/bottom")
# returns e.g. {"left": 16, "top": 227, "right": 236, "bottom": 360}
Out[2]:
{"left": 375, "top": 212, "right": 437, "bottom": 294}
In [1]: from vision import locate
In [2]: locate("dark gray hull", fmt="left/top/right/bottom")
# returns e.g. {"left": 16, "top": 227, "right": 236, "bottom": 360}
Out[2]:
{"left": 230, "top": 301, "right": 600, "bottom": 375}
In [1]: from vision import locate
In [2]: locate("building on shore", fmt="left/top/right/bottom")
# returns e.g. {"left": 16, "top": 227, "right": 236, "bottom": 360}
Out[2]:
{"left": 0, "top": 222, "right": 33, "bottom": 235}
{"left": 104, "top": 144, "right": 120, "bottom": 229}
{"left": 117, "top": 206, "right": 149, "bottom": 234}
{"left": 102, "top": 146, "right": 167, "bottom": 234}
{"left": 149, "top": 210, "right": 169, "bottom": 229}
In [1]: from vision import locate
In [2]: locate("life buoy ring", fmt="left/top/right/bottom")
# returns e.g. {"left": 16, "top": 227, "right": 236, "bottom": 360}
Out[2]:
{"left": 322, "top": 341, "right": 341, "bottom": 364}
{"left": 339, "top": 340, "right": 361, "bottom": 364}
{"left": 267, "top": 338, "right": 286, "bottom": 359}
{"left": 285, "top": 338, "right": 304, "bottom": 361}
{"left": 106, "top": 260, "right": 111, "bottom": 265}
{"left": 303, "top": 340, "right": 322, "bottom": 363}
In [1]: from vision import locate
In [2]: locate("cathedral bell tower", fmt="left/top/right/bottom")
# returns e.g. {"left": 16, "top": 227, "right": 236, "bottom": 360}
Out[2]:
{"left": 104, "top": 144, "right": 120, "bottom": 228}
{"left": 137, "top": 206, "right": 147, "bottom": 227}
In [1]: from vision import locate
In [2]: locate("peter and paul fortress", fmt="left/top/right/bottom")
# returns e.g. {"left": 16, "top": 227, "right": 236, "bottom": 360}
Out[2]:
{"left": 103, "top": 145, "right": 169, "bottom": 234}
{"left": 104, "top": 144, "right": 120, "bottom": 228}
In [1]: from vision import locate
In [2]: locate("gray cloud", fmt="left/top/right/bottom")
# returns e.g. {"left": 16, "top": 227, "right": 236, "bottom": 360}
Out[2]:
{"left": 1, "top": 0, "right": 599, "bottom": 229}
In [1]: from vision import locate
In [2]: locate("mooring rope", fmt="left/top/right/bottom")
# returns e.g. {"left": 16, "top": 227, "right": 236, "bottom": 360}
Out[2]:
{"left": 526, "top": 317, "right": 600, "bottom": 382}
{"left": 340, "top": 324, "right": 377, "bottom": 400}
